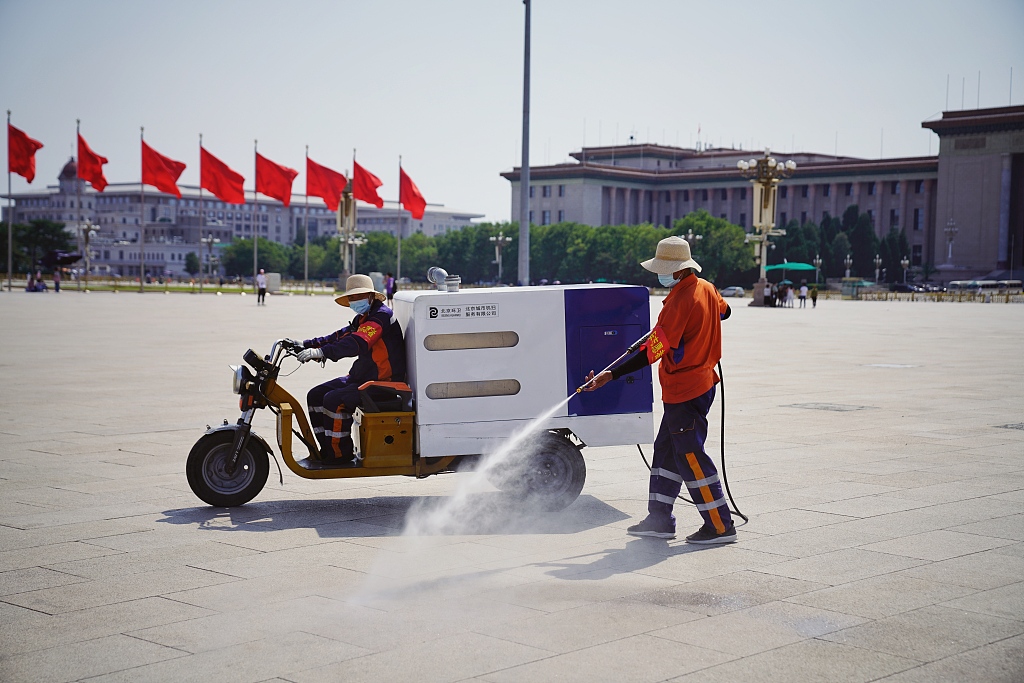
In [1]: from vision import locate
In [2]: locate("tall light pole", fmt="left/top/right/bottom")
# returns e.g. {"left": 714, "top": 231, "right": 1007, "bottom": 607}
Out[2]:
{"left": 873, "top": 254, "right": 882, "bottom": 284}
{"left": 901, "top": 256, "right": 910, "bottom": 284}
{"left": 813, "top": 253, "right": 822, "bottom": 285}
{"left": 200, "top": 232, "right": 220, "bottom": 294}
{"left": 490, "top": 230, "right": 512, "bottom": 282}
{"left": 738, "top": 150, "right": 796, "bottom": 306}
{"left": 844, "top": 253, "right": 853, "bottom": 279}
{"left": 944, "top": 218, "right": 958, "bottom": 265}
{"left": 517, "top": 0, "right": 531, "bottom": 286}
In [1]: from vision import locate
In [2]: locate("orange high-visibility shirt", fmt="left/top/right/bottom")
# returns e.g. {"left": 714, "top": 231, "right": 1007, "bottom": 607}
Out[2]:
{"left": 651, "top": 275, "right": 728, "bottom": 404}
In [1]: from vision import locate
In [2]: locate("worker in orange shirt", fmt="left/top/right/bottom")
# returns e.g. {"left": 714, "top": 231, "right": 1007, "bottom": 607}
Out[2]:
{"left": 585, "top": 236, "right": 735, "bottom": 544}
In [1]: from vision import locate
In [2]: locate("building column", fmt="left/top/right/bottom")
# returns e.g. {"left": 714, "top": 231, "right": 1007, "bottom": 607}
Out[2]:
{"left": 898, "top": 180, "right": 909, "bottom": 234}
{"left": 830, "top": 183, "right": 839, "bottom": 219}
{"left": 998, "top": 153, "right": 1012, "bottom": 268}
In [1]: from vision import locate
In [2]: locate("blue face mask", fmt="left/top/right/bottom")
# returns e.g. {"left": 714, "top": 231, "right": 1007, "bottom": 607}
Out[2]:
{"left": 350, "top": 298, "right": 371, "bottom": 315}
{"left": 658, "top": 273, "right": 680, "bottom": 288}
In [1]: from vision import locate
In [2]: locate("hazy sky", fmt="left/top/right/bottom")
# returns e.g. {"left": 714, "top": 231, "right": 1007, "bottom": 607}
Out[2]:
{"left": 2, "top": 0, "right": 1022, "bottom": 222}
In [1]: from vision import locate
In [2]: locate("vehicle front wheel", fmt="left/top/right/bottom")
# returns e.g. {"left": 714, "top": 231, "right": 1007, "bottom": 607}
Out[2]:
{"left": 186, "top": 429, "right": 269, "bottom": 507}
{"left": 488, "top": 431, "right": 586, "bottom": 511}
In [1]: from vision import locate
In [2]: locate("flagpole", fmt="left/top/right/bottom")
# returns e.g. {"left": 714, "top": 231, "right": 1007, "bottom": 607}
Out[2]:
{"left": 252, "top": 139, "right": 258, "bottom": 294}
{"left": 76, "top": 119, "right": 82, "bottom": 291}
{"left": 199, "top": 133, "right": 204, "bottom": 294}
{"left": 518, "top": 0, "right": 532, "bottom": 286}
{"left": 6, "top": 110, "right": 12, "bottom": 292}
{"left": 396, "top": 155, "right": 403, "bottom": 282}
{"left": 139, "top": 127, "right": 145, "bottom": 294}
{"left": 304, "top": 145, "right": 309, "bottom": 295}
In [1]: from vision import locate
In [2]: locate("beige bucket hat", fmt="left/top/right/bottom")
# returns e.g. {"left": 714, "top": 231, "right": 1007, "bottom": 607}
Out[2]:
{"left": 335, "top": 274, "right": 386, "bottom": 307}
{"left": 640, "top": 236, "right": 702, "bottom": 274}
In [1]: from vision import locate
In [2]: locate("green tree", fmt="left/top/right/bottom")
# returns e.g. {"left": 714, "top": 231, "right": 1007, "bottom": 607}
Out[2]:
{"left": 356, "top": 231, "right": 397, "bottom": 276}
{"left": 673, "top": 211, "right": 753, "bottom": 285}
{"left": 220, "top": 237, "right": 290, "bottom": 277}
{"left": 849, "top": 213, "right": 878, "bottom": 278}
{"left": 184, "top": 252, "right": 201, "bottom": 276}
{"left": 0, "top": 220, "right": 75, "bottom": 274}
{"left": 395, "top": 231, "right": 436, "bottom": 281}
{"left": 830, "top": 232, "right": 852, "bottom": 278}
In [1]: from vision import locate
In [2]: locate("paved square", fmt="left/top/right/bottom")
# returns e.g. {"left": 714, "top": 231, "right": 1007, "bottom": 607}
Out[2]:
{"left": 1, "top": 290, "right": 1022, "bottom": 682}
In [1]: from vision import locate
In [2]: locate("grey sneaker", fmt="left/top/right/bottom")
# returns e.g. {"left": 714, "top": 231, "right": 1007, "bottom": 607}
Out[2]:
{"left": 685, "top": 523, "right": 737, "bottom": 545}
{"left": 627, "top": 514, "right": 675, "bottom": 539}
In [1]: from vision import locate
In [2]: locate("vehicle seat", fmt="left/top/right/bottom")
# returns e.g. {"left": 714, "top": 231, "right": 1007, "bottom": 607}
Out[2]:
{"left": 358, "top": 381, "right": 413, "bottom": 413}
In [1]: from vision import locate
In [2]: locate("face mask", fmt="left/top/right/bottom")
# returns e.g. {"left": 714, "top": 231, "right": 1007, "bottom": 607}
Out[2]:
{"left": 658, "top": 273, "right": 680, "bottom": 288}
{"left": 350, "top": 299, "right": 371, "bottom": 315}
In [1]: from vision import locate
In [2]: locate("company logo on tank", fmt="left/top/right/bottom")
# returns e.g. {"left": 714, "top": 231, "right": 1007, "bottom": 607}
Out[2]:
{"left": 428, "top": 304, "right": 499, "bottom": 320}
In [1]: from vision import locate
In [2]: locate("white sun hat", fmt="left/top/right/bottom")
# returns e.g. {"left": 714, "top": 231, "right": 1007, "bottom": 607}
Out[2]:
{"left": 640, "top": 236, "right": 702, "bottom": 274}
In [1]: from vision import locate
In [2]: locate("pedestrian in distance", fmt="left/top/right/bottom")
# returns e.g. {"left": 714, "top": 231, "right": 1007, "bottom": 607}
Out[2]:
{"left": 811, "top": 285, "right": 818, "bottom": 308}
{"left": 584, "top": 236, "right": 736, "bottom": 545}
{"left": 799, "top": 281, "right": 808, "bottom": 308}
{"left": 763, "top": 282, "right": 771, "bottom": 307}
{"left": 384, "top": 272, "right": 396, "bottom": 305}
{"left": 786, "top": 284, "right": 795, "bottom": 308}
{"left": 256, "top": 269, "right": 267, "bottom": 305}
{"left": 53, "top": 270, "right": 61, "bottom": 293}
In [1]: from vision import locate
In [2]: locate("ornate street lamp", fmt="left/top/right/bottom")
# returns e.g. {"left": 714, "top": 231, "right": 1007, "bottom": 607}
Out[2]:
{"left": 944, "top": 218, "right": 958, "bottom": 265}
{"left": 900, "top": 256, "right": 910, "bottom": 284}
{"left": 813, "top": 253, "right": 822, "bottom": 285}
{"left": 738, "top": 150, "right": 796, "bottom": 306}
{"left": 873, "top": 254, "right": 882, "bottom": 284}
{"left": 200, "top": 232, "right": 220, "bottom": 294}
{"left": 844, "top": 253, "right": 853, "bottom": 279}
{"left": 489, "top": 231, "right": 513, "bottom": 282}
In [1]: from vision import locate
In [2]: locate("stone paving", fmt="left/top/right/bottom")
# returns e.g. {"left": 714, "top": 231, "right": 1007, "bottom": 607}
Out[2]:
{"left": 1, "top": 289, "right": 1022, "bottom": 683}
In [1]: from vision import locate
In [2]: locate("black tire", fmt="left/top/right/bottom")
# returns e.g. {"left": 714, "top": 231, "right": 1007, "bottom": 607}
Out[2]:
{"left": 186, "top": 429, "right": 269, "bottom": 507}
{"left": 488, "top": 431, "right": 586, "bottom": 511}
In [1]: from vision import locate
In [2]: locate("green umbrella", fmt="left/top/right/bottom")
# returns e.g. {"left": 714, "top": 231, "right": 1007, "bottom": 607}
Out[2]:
{"left": 765, "top": 262, "right": 817, "bottom": 271}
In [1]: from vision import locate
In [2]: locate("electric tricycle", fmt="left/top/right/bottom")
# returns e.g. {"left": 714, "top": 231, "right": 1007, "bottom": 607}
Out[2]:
{"left": 186, "top": 284, "right": 655, "bottom": 511}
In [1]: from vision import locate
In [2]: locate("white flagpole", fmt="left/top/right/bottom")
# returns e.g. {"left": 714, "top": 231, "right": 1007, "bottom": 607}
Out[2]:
{"left": 6, "top": 110, "right": 12, "bottom": 292}
{"left": 76, "top": 119, "right": 82, "bottom": 291}
{"left": 139, "top": 127, "right": 145, "bottom": 294}
{"left": 396, "top": 155, "right": 403, "bottom": 282}
{"left": 199, "top": 133, "right": 204, "bottom": 294}
{"left": 252, "top": 140, "right": 258, "bottom": 292}
{"left": 304, "top": 145, "right": 309, "bottom": 295}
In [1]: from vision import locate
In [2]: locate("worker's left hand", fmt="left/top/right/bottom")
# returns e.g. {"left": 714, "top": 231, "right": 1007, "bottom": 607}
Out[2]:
{"left": 297, "top": 348, "right": 324, "bottom": 363}
{"left": 582, "top": 370, "right": 612, "bottom": 392}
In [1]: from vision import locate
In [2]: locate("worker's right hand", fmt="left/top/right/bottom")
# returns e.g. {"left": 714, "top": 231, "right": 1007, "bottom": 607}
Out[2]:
{"left": 582, "top": 370, "right": 612, "bottom": 392}
{"left": 297, "top": 348, "right": 324, "bottom": 363}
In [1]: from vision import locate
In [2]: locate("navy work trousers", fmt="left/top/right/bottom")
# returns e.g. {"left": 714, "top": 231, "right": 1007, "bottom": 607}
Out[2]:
{"left": 648, "top": 385, "right": 733, "bottom": 533}
{"left": 307, "top": 377, "right": 361, "bottom": 460}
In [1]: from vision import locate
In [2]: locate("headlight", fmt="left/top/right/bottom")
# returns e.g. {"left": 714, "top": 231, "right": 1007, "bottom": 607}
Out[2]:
{"left": 231, "top": 365, "right": 254, "bottom": 394}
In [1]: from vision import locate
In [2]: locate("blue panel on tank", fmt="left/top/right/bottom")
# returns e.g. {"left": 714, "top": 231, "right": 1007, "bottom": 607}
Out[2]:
{"left": 564, "top": 286, "right": 653, "bottom": 417}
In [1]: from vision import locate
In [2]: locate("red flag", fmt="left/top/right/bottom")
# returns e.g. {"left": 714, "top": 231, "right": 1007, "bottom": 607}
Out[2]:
{"left": 8, "top": 124, "right": 44, "bottom": 183}
{"left": 200, "top": 147, "right": 245, "bottom": 204}
{"left": 256, "top": 153, "right": 298, "bottom": 207}
{"left": 306, "top": 157, "right": 347, "bottom": 212}
{"left": 352, "top": 160, "right": 384, "bottom": 208}
{"left": 399, "top": 166, "right": 427, "bottom": 220}
{"left": 77, "top": 133, "right": 108, "bottom": 192}
{"left": 142, "top": 140, "right": 186, "bottom": 198}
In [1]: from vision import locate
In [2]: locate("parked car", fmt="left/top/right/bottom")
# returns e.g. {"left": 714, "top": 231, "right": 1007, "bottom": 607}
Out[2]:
{"left": 719, "top": 286, "right": 746, "bottom": 298}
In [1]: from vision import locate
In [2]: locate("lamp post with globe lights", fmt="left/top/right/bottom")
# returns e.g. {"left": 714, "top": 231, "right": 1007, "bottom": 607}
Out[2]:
{"left": 844, "top": 254, "right": 853, "bottom": 279}
{"left": 489, "top": 231, "right": 513, "bottom": 282}
{"left": 813, "top": 253, "right": 822, "bottom": 285}
{"left": 901, "top": 256, "right": 910, "bottom": 284}
{"left": 944, "top": 218, "right": 958, "bottom": 265}
{"left": 738, "top": 150, "right": 796, "bottom": 306}
{"left": 199, "top": 233, "right": 220, "bottom": 294}
{"left": 874, "top": 254, "right": 882, "bottom": 284}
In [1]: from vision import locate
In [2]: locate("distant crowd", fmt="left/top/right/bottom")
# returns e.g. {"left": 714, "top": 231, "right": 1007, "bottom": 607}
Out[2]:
{"left": 763, "top": 280, "right": 817, "bottom": 308}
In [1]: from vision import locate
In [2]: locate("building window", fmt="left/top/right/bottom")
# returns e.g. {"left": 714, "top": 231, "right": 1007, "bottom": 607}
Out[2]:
{"left": 801, "top": 185, "right": 809, "bottom": 198}
{"left": 541, "top": 210, "right": 551, "bottom": 225}
{"left": 740, "top": 187, "right": 747, "bottom": 200}
{"left": 701, "top": 189, "right": 708, "bottom": 201}
{"left": 915, "top": 180, "right": 924, "bottom": 194}
{"left": 558, "top": 185, "right": 565, "bottom": 197}
{"left": 868, "top": 182, "right": 876, "bottom": 195}
{"left": 682, "top": 190, "right": 690, "bottom": 202}
{"left": 913, "top": 208, "right": 922, "bottom": 231}
{"left": 890, "top": 208, "right": 899, "bottom": 227}
{"left": 780, "top": 186, "right": 788, "bottom": 198}
{"left": 720, "top": 188, "right": 728, "bottom": 201}
{"left": 891, "top": 181, "right": 900, "bottom": 195}
{"left": 800, "top": 211, "right": 807, "bottom": 224}
{"left": 528, "top": 210, "right": 533, "bottom": 222}
{"left": 867, "top": 209, "right": 874, "bottom": 224}
{"left": 529, "top": 186, "right": 534, "bottom": 198}
{"left": 739, "top": 213, "right": 746, "bottom": 227}
{"left": 542, "top": 185, "right": 551, "bottom": 198}
{"left": 557, "top": 210, "right": 564, "bottom": 222}
{"left": 822, "top": 184, "right": 831, "bottom": 197}
{"left": 720, "top": 213, "right": 727, "bottom": 220}
{"left": 780, "top": 212, "right": 787, "bottom": 225}
{"left": 663, "top": 191, "right": 671, "bottom": 202}
{"left": 845, "top": 183, "right": 853, "bottom": 196}
{"left": 912, "top": 244, "right": 923, "bottom": 266}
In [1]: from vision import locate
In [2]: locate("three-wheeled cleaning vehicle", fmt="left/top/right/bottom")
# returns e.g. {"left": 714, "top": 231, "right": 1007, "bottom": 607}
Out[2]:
{"left": 186, "top": 282, "right": 654, "bottom": 511}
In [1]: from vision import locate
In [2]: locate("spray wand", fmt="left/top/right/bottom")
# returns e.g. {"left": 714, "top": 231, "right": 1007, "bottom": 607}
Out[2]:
{"left": 575, "top": 330, "right": 652, "bottom": 394}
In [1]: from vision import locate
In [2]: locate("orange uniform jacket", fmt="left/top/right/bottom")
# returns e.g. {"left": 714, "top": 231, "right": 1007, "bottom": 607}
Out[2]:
{"left": 646, "top": 276, "right": 729, "bottom": 404}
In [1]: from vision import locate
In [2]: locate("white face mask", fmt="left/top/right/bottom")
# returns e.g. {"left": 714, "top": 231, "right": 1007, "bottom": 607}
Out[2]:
{"left": 658, "top": 273, "right": 680, "bottom": 288}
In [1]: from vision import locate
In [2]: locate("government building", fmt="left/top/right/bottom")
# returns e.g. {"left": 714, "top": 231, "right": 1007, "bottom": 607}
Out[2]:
{"left": 502, "top": 105, "right": 1024, "bottom": 280}
{"left": 4, "top": 159, "right": 483, "bottom": 279}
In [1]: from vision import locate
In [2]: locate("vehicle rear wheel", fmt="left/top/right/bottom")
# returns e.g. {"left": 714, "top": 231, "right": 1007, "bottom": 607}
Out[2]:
{"left": 488, "top": 431, "right": 586, "bottom": 511}
{"left": 186, "top": 430, "right": 269, "bottom": 507}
